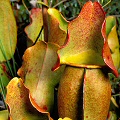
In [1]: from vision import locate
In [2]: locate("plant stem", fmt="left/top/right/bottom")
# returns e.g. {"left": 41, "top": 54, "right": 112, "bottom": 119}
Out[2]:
{"left": 42, "top": 0, "right": 48, "bottom": 42}
{"left": 112, "top": 94, "right": 120, "bottom": 97}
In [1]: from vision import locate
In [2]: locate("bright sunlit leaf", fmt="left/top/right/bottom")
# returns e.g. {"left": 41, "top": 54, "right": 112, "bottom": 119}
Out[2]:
{"left": 58, "top": 117, "right": 72, "bottom": 120}
{"left": 106, "top": 16, "right": 116, "bottom": 36}
{"left": 48, "top": 8, "right": 68, "bottom": 46}
{"left": 0, "top": 0, "right": 17, "bottom": 62}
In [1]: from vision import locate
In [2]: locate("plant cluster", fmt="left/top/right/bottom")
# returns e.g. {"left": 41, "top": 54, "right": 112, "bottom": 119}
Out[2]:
{"left": 0, "top": 0, "right": 120, "bottom": 120}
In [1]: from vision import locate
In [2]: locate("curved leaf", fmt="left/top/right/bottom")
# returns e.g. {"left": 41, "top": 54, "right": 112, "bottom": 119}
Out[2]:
{"left": 0, "top": 0, "right": 17, "bottom": 62}
{"left": 25, "top": 8, "right": 43, "bottom": 45}
{"left": 6, "top": 77, "right": 51, "bottom": 120}
{"left": 48, "top": 8, "right": 68, "bottom": 46}
{"left": 102, "top": 21, "right": 118, "bottom": 77}
{"left": 108, "top": 25, "right": 119, "bottom": 69}
{"left": 18, "top": 41, "right": 65, "bottom": 112}
{"left": 111, "top": 97, "right": 119, "bottom": 108}
{"left": 106, "top": 16, "right": 119, "bottom": 69}
{"left": 58, "top": 1, "right": 106, "bottom": 67}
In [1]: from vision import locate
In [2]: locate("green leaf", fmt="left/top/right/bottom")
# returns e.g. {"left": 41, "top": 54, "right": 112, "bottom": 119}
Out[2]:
{"left": 18, "top": 41, "right": 65, "bottom": 112}
{"left": 107, "top": 111, "right": 117, "bottom": 120}
{"left": 0, "top": 63, "right": 10, "bottom": 98}
{"left": 48, "top": 8, "right": 68, "bottom": 46}
{"left": 25, "top": 8, "right": 43, "bottom": 46}
{"left": 58, "top": 1, "right": 106, "bottom": 67}
{"left": 6, "top": 77, "right": 51, "bottom": 120}
{"left": 0, "top": 110, "right": 9, "bottom": 120}
{"left": 0, "top": 0, "right": 17, "bottom": 62}
{"left": 106, "top": 16, "right": 116, "bottom": 36}
{"left": 111, "top": 97, "right": 119, "bottom": 108}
